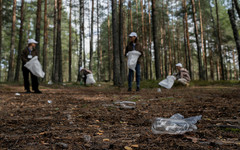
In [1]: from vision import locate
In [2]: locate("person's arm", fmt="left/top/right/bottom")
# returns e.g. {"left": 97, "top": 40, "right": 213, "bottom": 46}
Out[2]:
{"left": 21, "top": 49, "right": 28, "bottom": 64}
{"left": 125, "top": 45, "right": 129, "bottom": 57}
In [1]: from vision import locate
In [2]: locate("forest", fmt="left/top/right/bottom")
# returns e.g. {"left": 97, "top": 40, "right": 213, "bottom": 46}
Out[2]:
{"left": 0, "top": 0, "right": 240, "bottom": 149}
{"left": 0, "top": 0, "right": 239, "bottom": 84}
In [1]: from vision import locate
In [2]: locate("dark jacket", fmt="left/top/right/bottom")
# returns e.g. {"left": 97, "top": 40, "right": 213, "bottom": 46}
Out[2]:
{"left": 21, "top": 47, "right": 38, "bottom": 67}
{"left": 125, "top": 42, "right": 143, "bottom": 64}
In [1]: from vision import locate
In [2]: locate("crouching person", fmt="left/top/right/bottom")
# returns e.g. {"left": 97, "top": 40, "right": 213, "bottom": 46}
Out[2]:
{"left": 80, "top": 67, "right": 95, "bottom": 86}
{"left": 175, "top": 63, "right": 191, "bottom": 86}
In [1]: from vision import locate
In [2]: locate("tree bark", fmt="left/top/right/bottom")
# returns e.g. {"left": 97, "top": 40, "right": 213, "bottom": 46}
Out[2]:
{"left": 182, "top": 0, "right": 192, "bottom": 78}
{"left": 43, "top": 0, "right": 48, "bottom": 81}
{"left": 35, "top": 0, "right": 42, "bottom": 56}
{"left": 198, "top": 0, "right": 206, "bottom": 80}
{"left": 119, "top": 0, "right": 125, "bottom": 84}
{"left": 112, "top": 0, "right": 121, "bottom": 86}
{"left": 52, "top": 0, "right": 57, "bottom": 82}
{"left": 148, "top": 0, "right": 152, "bottom": 79}
{"left": 15, "top": 0, "right": 25, "bottom": 81}
{"left": 0, "top": 0, "right": 2, "bottom": 81}
{"left": 89, "top": 0, "right": 94, "bottom": 70}
{"left": 8, "top": 0, "right": 17, "bottom": 82}
{"left": 214, "top": 0, "right": 225, "bottom": 80}
{"left": 68, "top": 0, "right": 72, "bottom": 82}
{"left": 232, "top": 50, "right": 237, "bottom": 79}
{"left": 97, "top": 0, "right": 100, "bottom": 81}
{"left": 55, "top": 0, "right": 63, "bottom": 83}
{"left": 108, "top": 0, "right": 112, "bottom": 81}
{"left": 228, "top": 8, "right": 240, "bottom": 78}
{"left": 191, "top": 0, "right": 203, "bottom": 80}
{"left": 152, "top": 0, "right": 161, "bottom": 79}
{"left": 233, "top": 0, "right": 240, "bottom": 19}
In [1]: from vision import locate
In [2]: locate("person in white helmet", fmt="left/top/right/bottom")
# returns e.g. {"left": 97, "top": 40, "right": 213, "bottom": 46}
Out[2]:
{"left": 125, "top": 32, "right": 143, "bottom": 92}
{"left": 175, "top": 63, "right": 191, "bottom": 86}
{"left": 21, "top": 39, "right": 42, "bottom": 93}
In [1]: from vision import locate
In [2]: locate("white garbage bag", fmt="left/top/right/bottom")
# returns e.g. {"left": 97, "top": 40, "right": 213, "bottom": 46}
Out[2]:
{"left": 127, "top": 50, "right": 141, "bottom": 71}
{"left": 24, "top": 56, "right": 45, "bottom": 78}
{"left": 86, "top": 74, "right": 96, "bottom": 85}
{"left": 159, "top": 75, "right": 176, "bottom": 89}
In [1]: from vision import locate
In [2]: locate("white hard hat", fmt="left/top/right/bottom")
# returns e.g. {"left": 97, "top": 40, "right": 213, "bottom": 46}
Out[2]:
{"left": 129, "top": 32, "right": 137, "bottom": 38}
{"left": 28, "top": 39, "right": 38, "bottom": 44}
{"left": 176, "top": 63, "right": 182, "bottom": 68}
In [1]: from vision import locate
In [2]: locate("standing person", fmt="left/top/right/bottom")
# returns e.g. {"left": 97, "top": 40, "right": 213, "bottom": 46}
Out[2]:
{"left": 21, "top": 39, "right": 42, "bottom": 93}
{"left": 125, "top": 32, "right": 143, "bottom": 92}
{"left": 80, "top": 67, "right": 93, "bottom": 86}
{"left": 175, "top": 63, "right": 191, "bottom": 86}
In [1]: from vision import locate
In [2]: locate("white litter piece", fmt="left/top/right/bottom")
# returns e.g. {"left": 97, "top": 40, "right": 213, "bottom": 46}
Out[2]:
{"left": 47, "top": 100, "right": 52, "bottom": 104}
{"left": 15, "top": 93, "right": 21, "bottom": 96}
{"left": 157, "top": 88, "right": 161, "bottom": 93}
{"left": 152, "top": 113, "right": 202, "bottom": 134}
{"left": 159, "top": 76, "right": 176, "bottom": 89}
{"left": 24, "top": 56, "right": 45, "bottom": 78}
{"left": 48, "top": 80, "right": 53, "bottom": 85}
{"left": 114, "top": 101, "right": 136, "bottom": 109}
{"left": 126, "top": 50, "right": 141, "bottom": 71}
{"left": 86, "top": 74, "right": 96, "bottom": 85}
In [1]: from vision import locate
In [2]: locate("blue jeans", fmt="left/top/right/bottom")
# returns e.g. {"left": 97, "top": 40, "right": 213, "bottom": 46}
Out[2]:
{"left": 128, "top": 63, "right": 140, "bottom": 89}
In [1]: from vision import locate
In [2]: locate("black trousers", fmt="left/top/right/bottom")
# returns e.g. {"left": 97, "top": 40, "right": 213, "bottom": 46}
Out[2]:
{"left": 22, "top": 66, "right": 39, "bottom": 91}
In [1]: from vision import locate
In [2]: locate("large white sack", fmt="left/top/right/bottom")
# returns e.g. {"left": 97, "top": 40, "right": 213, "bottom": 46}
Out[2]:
{"left": 159, "top": 76, "right": 176, "bottom": 89}
{"left": 24, "top": 56, "right": 45, "bottom": 78}
{"left": 127, "top": 50, "right": 141, "bottom": 71}
{"left": 86, "top": 74, "right": 96, "bottom": 85}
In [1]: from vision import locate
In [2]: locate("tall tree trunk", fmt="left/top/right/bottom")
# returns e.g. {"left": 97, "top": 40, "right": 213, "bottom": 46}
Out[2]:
{"left": 141, "top": 0, "right": 147, "bottom": 79}
{"left": 89, "top": 0, "right": 94, "bottom": 70}
{"left": 167, "top": 5, "right": 172, "bottom": 76}
{"left": 15, "top": 0, "right": 25, "bottom": 81}
{"left": 55, "top": 0, "right": 63, "bottom": 83}
{"left": 68, "top": 0, "right": 72, "bottom": 82}
{"left": 119, "top": 0, "right": 125, "bottom": 84}
{"left": 52, "top": 0, "right": 57, "bottom": 82}
{"left": 77, "top": 0, "right": 84, "bottom": 82}
{"left": 8, "top": 0, "right": 17, "bottom": 82}
{"left": 232, "top": 50, "right": 237, "bottom": 79}
{"left": 182, "top": 0, "right": 192, "bottom": 78}
{"left": 35, "top": 0, "right": 42, "bottom": 56}
{"left": 129, "top": 0, "right": 133, "bottom": 32}
{"left": 0, "top": 0, "right": 2, "bottom": 81}
{"left": 207, "top": 32, "right": 214, "bottom": 80}
{"left": 43, "top": 0, "right": 48, "bottom": 81}
{"left": 198, "top": 0, "right": 206, "bottom": 80}
{"left": 228, "top": 8, "right": 240, "bottom": 78}
{"left": 83, "top": 3, "right": 86, "bottom": 69}
{"left": 214, "top": 0, "right": 225, "bottom": 80}
{"left": 108, "top": 0, "right": 112, "bottom": 81}
{"left": 112, "top": 0, "right": 121, "bottom": 86}
{"left": 97, "top": 0, "right": 100, "bottom": 81}
{"left": 148, "top": 0, "right": 152, "bottom": 79}
{"left": 191, "top": 0, "right": 203, "bottom": 80}
{"left": 152, "top": 0, "right": 161, "bottom": 79}
{"left": 233, "top": 0, "right": 240, "bottom": 19}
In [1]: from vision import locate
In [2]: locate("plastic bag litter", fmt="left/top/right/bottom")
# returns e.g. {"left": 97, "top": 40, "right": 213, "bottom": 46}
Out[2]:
{"left": 48, "top": 80, "right": 53, "bottom": 85}
{"left": 24, "top": 56, "right": 45, "bottom": 78}
{"left": 152, "top": 113, "right": 202, "bottom": 134}
{"left": 86, "top": 74, "right": 96, "bottom": 85}
{"left": 159, "top": 75, "right": 176, "bottom": 89}
{"left": 127, "top": 50, "right": 141, "bottom": 71}
{"left": 114, "top": 101, "right": 136, "bottom": 109}
{"left": 15, "top": 93, "right": 21, "bottom": 96}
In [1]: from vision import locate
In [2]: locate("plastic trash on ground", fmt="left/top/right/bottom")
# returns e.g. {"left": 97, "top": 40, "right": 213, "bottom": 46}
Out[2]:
{"left": 24, "top": 56, "right": 45, "bottom": 78}
{"left": 152, "top": 113, "right": 202, "bottom": 134}
{"left": 47, "top": 100, "right": 52, "bottom": 104}
{"left": 15, "top": 93, "right": 21, "bottom": 96}
{"left": 157, "top": 88, "right": 161, "bottom": 92}
{"left": 127, "top": 50, "right": 141, "bottom": 71}
{"left": 48, "top": 80, "right": 53, "bottom": 85}
{"left": 159, "top": 75, "right": 176, "bottom": 89}
{"left": 86, "top": 74, "right": 96, "bottom": 85}
{"left": 114, "top": 101, "right": 136, "bottom": 109}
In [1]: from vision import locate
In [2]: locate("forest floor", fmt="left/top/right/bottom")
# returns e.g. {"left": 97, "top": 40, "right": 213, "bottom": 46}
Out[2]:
{"left": 0, "top": 82, "right": 240, "bottom": 150}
